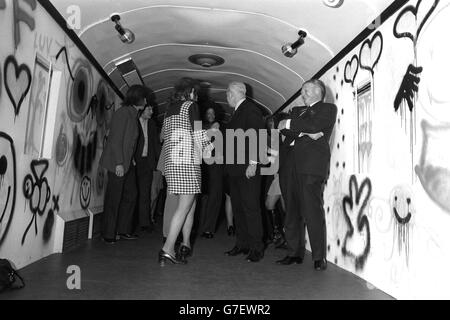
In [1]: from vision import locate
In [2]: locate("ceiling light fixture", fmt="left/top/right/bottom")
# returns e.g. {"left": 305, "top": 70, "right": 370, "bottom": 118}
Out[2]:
{"left": 188, "top": 54, "right": 225, "bottom": 68}
{"left": 282, "top": 30, "right": 307, "bottom": 58}
{"left": 110, "top": 14, "right": 135, "bottom": 44}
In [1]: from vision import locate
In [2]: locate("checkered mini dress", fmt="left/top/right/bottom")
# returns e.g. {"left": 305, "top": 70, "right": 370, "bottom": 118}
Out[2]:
{"left": 163, "top": 101, "right": 209, "bottom": 194}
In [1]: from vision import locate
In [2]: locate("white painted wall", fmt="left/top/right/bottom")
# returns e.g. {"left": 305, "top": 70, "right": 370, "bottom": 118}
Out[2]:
{"left": 0, "top": 0, "right": 119, "bottom": 268}
{"left": 316, "top": 0, "right": 450, "bottom": 299}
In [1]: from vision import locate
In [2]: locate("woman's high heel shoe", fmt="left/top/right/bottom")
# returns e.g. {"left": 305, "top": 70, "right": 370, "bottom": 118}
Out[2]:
{"left": 158, "top": 249, "right": 187, "bottom": 266}
{"left": 177, "top": 245, "right": 192, "bottom": 263}
{"left": 227, "top": 225, "right": 235, "bottom": 236}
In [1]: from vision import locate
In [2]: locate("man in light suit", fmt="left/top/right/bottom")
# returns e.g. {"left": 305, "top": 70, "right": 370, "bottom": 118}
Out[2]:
{"left": 277, "top": 79, "right": 337, "bottom": 270}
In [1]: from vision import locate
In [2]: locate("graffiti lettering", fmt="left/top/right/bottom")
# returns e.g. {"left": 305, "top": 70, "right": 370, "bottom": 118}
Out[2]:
{"left": 13, "top": 0, "right": 37, "bottom": 49}
{"left": 34, "top": 33, "right": 54, "bottom": 55}
{"left": 394, "top": 64, "right": 423, "bottom": 113}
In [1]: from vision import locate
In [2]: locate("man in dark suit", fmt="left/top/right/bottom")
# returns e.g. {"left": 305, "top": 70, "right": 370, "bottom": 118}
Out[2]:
{"left": 100, "top": 85, "right": 147, "bottom": 243}
{"left": 277, "top": 106, "right": 307, "bottom": 250}
{"left": 277, "top": 79, "right": 337, "bottom": 270}
{"left": 224, "top": 81, "right": 266, "bottom": 262}
{"left": 135, "top": 105, "right": 160, "bottom": 232}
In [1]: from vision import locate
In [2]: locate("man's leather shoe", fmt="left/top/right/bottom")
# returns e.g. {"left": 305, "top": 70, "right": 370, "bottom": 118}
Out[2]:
{"left": 102, "top": 237, "right": 116, "bottom": 244}
{"left": 246, "top": 250, "right": 264, "bottom": 262}
{"left": 119, "top": 233, "right": 138, "bottom": 240}
{"left": 275, "top": 240, "right": 288, "bottom": 250}
{"left": 225, "top": 246, "right": 249, "bottom": 256}
{"left": 314, "top": 259, "right": 327, "bottom": 271}
{"left": 201, "top": 232, "right": 214, "bottom": 239}
{"left": 276, "top": 256, "right": 303, "bottom": 265}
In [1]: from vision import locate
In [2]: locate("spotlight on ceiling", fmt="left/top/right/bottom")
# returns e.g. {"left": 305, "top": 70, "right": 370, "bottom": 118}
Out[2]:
{"left": 323, "top": 0, "right": 344, "bottom": 8}
{"left": 282, "top": 30, "right": 307, "bottom": 58}
{"left": 110, "top": 13, "right": 135, "bottom": 44}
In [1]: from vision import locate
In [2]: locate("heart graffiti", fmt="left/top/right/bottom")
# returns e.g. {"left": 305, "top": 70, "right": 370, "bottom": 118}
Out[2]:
{"left": 4, "top": 55, "right": 32, "bottom": 118}
{"left": 394, "top": 0, "right": 440, "bottom": 45}
{"left": 359, "top": 31, "right": 383, "bottom": 76}
{"left": 344, "top": 55, "right": 359, "bottom": 86}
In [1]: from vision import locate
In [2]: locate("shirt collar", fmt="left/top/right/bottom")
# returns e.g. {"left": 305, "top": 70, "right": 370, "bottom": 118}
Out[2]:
{"left": 235, "top": 98, "right": 246, "bottom": 111}
{"left": 308, "top": 100, "right": 321, "bottom": 108}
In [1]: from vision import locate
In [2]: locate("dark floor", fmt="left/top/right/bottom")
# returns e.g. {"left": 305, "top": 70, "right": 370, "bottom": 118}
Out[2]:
{"left": 1, "top": 216, "right": 393, "bottom": 300}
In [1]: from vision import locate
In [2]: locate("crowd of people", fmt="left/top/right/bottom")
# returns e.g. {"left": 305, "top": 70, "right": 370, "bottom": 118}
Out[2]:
{"left": 99, "top": 77, "right": 337, "bottom": 271}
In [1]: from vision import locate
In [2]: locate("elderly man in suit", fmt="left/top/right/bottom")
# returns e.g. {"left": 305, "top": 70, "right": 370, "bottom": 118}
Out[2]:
{"left": 277, "top": 79, "right": 337, "bottom": 270}
{"left": 224, "top": 81, "right": 266, "bottom": 262}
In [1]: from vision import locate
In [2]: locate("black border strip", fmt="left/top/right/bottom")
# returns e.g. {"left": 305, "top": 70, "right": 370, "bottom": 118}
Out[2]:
{"left": 37, "top": 0, "right": 124, "bottom": 100}
{"left": 274, "top": 0, "right": 409, "bottom": 115}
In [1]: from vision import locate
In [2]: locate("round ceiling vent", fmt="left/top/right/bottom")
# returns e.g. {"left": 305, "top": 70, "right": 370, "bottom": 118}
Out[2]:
{"left": 188, "top": 54, "right": 225, "bottom": 68}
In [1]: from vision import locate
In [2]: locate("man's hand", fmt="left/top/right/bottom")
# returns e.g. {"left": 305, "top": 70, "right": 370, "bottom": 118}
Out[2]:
{"left": 246, "top": 163, "right": 257, "bottom": 179}
{"left": 278, "top": 119, "right": 288, "bottom": 130}
{"left": 305, "top": 132, "right": 324, "bottom": 140}
{"left": 115, "top": 165, "right": 124, "bottom": 177}
{"left": 203, "top": 143, "right": 215, "bottom": 159}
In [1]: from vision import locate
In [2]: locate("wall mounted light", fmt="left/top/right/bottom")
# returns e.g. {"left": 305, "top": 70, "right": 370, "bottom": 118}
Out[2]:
{"left": 282, "top": 30, "right": 307, "bottom": 58}
{"left": 110, "top": 14, "right": 135, "bottom": 44}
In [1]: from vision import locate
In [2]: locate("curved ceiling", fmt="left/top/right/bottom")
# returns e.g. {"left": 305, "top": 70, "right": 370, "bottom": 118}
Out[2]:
{"left": 52, "top": 0, "right": 395, "bottom": 116}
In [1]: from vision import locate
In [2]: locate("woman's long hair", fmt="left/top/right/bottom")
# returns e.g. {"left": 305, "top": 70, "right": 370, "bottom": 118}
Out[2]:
{"left": 169, "top": 77, "right": 200, "bottom": 104}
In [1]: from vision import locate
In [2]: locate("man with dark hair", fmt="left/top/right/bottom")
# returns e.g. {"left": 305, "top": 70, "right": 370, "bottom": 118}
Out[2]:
{"left": 277, "top": 79, "right": 337, "bottom": 270}
{"left": 100, "top": 85, "right": 147, "bottom": 243}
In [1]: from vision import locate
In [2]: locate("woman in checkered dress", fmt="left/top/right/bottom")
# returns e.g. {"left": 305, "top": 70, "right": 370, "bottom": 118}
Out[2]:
{"left": 159, "top": 78, "right": 213, "bottom": 266}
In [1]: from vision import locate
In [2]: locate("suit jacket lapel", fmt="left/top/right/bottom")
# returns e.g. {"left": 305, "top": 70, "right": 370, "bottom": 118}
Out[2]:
{"left": 230, "top": 101, "right": 244, "bottom": 124}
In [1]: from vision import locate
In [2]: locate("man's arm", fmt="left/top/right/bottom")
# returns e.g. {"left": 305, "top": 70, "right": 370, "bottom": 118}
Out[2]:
{"left": 109, "top": 108, "right": 127, "bottom": 166}
{"left": 247, "top": 107, "right": 265, "bottom": 165}
{"left": 289, "top": 104, "right": 337, "bottom": 133}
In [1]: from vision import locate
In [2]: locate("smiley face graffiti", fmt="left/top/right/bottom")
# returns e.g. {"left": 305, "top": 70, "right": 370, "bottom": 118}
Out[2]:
{"left": 80, "top": 176, "right": 91, "bottom": 210}
{"left": 0, "top": 132, "right": 17, "bottom": 246}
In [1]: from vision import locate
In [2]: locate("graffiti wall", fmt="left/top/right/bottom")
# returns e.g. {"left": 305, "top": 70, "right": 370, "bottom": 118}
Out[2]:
{"left": 319, "top": 0, "right": 450, "bottom": 299}
{"left": 0, "top": 0, "right": 118, "bottom": 267}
